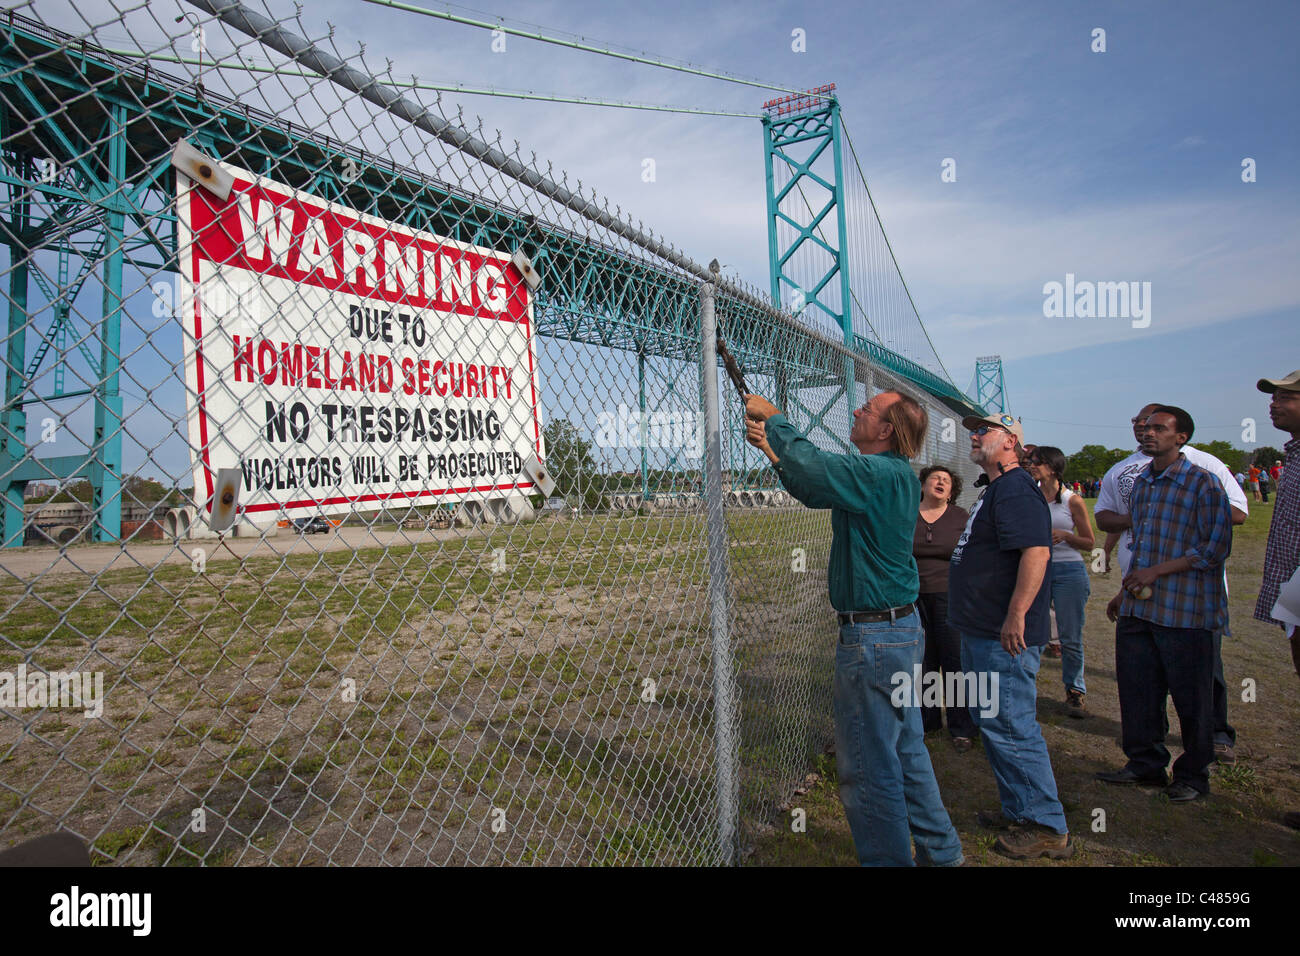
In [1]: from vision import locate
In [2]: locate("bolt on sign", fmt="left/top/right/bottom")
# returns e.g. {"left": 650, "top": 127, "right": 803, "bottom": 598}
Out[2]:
{"left": 178, "top": 161, "right": 544, "bottom": 522}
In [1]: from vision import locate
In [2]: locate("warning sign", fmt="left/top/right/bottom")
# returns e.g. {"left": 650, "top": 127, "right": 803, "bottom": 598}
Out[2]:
{"left": 178, "top": 161, "right": 543, "bottom": 519}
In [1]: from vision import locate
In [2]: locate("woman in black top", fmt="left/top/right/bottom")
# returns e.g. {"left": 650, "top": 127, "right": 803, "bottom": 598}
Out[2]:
{"left": 913, "top": 465, "right": 976, "bottom": 749}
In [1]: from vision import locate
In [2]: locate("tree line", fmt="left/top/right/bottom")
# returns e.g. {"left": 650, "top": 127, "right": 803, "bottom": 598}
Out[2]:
{"left": 1062, "top": 441, "right": 1284, "bottom": 483}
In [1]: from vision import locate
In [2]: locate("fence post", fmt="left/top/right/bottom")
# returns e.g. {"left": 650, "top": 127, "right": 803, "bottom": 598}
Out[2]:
{"left": 90, "top": 101, "right": 126, "bottom": 543}
{"left": 1, "top": 169, "right": 29, "bottom": 548}
{"left": 700, "top": 279, "right": 739, "bottom": 865}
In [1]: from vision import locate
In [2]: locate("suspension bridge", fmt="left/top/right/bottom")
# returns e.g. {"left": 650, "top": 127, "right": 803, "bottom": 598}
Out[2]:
{"left": 0, "top": 0, "right": 1010, "bottom": 870}
{"left": 0, "top": 3, "right": 997, "bottom": 548}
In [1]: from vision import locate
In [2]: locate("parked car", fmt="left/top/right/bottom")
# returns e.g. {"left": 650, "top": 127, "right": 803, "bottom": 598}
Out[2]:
{"left": 292, "top": 517, "right": 331, "bottom": 534}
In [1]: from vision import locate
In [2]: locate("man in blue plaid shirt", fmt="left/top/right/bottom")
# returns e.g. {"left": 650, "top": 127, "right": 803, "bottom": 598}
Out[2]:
{"left": 1097, "top": 405, "right": 1232, "bottom": 802}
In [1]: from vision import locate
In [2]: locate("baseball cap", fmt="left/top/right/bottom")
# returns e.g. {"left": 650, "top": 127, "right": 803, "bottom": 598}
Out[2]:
{"left": 1257, "top": 370, "right": 1300, "bottom": 393}
{"left": 962, "top": 412, "right": 1025, "bottom": 444}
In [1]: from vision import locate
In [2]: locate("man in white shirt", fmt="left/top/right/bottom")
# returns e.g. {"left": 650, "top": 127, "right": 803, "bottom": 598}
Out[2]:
{"left": 1096, "top": 403, "right": 1249, "bottom": 763}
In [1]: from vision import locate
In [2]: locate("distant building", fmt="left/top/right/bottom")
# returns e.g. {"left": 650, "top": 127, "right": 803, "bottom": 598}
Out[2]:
{"left": 24, "top": 482, "right": 56, "bottom": 500}
{"left": 23, "top": 498, "right": 169, "bottom": 545}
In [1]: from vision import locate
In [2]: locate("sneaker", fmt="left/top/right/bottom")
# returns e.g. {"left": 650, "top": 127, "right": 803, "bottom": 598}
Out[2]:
{"left": 1283, "top": 812, "right": 1300, "bottom": 830}
{"left": 1214, "top": 742, "right": 1236, "bottom": 765}
{"left": 1162, "top": 782, "right": 1206, "bottom": 803}
{"left": 994, "top": 825, "right": 1075, "bottom": 860}
{"left": 951, "top": 736, "right": 973, "bottom": 753}
{"left": 1066, "top": 690, "right": 1088, "bottom": 718}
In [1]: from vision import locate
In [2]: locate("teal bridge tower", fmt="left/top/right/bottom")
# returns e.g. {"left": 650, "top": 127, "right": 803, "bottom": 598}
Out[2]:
{"left": 975, "top": 355, "right": 1007, "bottom": 414}
{"left": 760, "top": 85, "right": 984, "bottom": 449}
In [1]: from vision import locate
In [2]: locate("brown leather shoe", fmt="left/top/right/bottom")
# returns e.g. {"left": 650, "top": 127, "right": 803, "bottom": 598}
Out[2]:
{"left": 1282, "top": 811, "right": 1300, "bottom": 830}
{"left": 995, "top": 825, "right": 1075, "bottom": 860}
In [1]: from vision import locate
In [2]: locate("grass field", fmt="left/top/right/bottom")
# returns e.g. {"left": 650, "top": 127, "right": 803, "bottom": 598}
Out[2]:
{"left": 747, "top": 500, "right": 1300, "bottom": 867}
{"left": 5, "top": 497, "right": 1292, "bottom": 866}
{"left": 0, "top": 507, "right": 834, "bottom": 865}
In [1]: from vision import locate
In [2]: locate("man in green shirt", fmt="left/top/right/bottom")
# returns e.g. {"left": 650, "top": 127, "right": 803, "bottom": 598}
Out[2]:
{"left": 745, "top": 390, "right": 963, "bottom": 867}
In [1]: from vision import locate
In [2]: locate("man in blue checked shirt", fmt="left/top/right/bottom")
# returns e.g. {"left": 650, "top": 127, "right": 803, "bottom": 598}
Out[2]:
{"left": 1098, "top": 405, "right": 1232, "bottom": 802}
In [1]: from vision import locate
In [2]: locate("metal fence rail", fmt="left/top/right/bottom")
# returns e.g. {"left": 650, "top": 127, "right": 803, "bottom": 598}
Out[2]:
{"left": 0, "top": 0, "right": 975, "bottom": 865}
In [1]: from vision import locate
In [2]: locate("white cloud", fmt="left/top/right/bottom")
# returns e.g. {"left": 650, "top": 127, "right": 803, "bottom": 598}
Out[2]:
{"left": 867, "top": 188, "right": 1300, "bottom": 369}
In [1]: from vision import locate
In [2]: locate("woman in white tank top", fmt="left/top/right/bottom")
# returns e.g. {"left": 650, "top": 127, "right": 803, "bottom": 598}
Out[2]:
{"left": 1027, "top": 446, "right": 1096, "bottom": 717}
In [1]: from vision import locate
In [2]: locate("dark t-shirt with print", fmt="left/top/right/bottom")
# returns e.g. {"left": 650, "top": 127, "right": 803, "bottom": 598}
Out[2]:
{"left": 947, "top": 466, "right": 1053, "bottom": 645}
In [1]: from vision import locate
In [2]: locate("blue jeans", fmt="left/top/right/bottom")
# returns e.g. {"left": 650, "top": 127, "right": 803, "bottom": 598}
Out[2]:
{"left": 1050, "top": 561, "right": 1090, "bottom": 694}
{"left": 960, "top": 635, "right": 1069, "bottom": 834}
{"left": 833, "top": 611, "right": 964, "bottom": 866}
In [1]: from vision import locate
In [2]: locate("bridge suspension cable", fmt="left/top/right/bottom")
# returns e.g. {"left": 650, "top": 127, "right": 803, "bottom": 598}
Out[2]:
{"left": 105, "top": 50, "right": 762, "bottom": 117}
{"left": 362, "top": 0, "right": 830, "bottom": 101}
{"left": 842, "top": 123, "right": 955, "bottom": 386}
{"left": 768, "top": 110, "right": 957, "bottom": 387}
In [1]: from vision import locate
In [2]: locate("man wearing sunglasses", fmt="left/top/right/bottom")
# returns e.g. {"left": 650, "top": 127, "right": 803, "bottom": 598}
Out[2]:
{"left": 743, "top": 389, "right": 962, "bottom": 867}
{"left": 948, "top": 413, "right": 1073, "bottom": 860}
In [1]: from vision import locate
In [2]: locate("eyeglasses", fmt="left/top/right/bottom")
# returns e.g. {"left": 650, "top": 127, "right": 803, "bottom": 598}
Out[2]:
{"left": 970, "top": 425, "right": 1007, "bottom": 437}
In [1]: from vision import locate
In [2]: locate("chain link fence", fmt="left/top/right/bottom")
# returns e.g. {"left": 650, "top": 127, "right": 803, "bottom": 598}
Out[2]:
{"left": 0, "top": 0, "right": 976, "bottom": 865}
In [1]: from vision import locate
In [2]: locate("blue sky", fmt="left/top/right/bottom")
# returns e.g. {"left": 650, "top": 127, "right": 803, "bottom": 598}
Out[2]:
{"left": 21, "top": 0, "right": 1300, "bottom": 474}
{"left": 258, "top": 0, "right": 1300, "bottom": 453}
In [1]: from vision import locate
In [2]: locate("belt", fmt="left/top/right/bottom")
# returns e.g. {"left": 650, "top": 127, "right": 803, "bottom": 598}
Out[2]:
{"left": 837, "top": 603, "right": 915, "bottom": 625}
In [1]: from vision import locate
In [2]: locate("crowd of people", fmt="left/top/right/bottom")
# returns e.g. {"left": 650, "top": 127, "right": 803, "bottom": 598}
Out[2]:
{"left": 741, "top": 367, "right": 1300, "bottom": 866}
{"left": 1241, "top": 460, "right": 1283, "bottom": 503}
{"left": 1067, "top": 478, "right": 1102, "bottom": 498}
